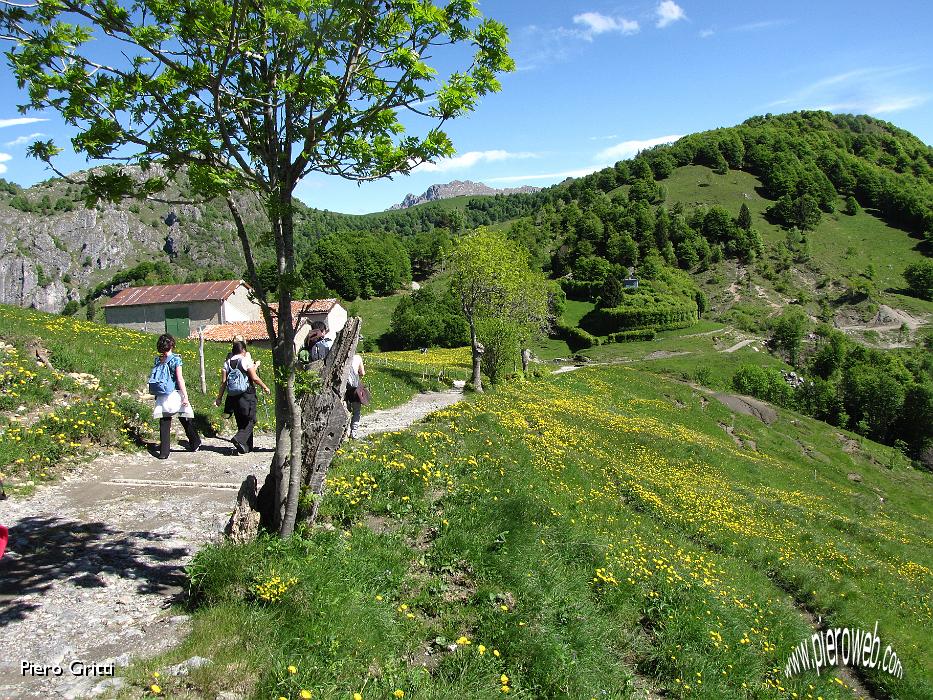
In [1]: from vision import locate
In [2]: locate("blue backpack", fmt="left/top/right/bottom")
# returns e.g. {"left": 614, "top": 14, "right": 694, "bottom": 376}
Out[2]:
{"left": 148, "top": 356, "right": 177, "bottom": 395}
{"left": 226, "top": 358, "right": 250, "bottom": 396}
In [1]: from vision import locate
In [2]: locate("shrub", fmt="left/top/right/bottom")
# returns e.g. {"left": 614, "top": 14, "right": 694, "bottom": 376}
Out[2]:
{"left": 551, "top": 321, "right": 599, "bottom": 352}
{"left": 382, "top": 287, "right": 469, "bottom": 350}
{"left": 903, "top": 260, "right": 933, "bottom": 301}
{"left": 731, "top": 365, "right": 795, "bottom": 407}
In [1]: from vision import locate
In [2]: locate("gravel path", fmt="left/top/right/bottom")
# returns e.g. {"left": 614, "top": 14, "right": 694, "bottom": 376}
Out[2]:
{"left": 354, "top": 381, "right": 465, "bottom": 438}
{"left": 0, "top": 385, "right": 464, "bottom": 699}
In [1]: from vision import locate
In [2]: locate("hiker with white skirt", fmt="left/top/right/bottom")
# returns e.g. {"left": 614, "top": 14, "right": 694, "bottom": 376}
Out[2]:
{"left": 215, "top": 340, "right": 270, "bottom": 454}
{"left": 149, "top": 333, "right": 200, "bottom": 459}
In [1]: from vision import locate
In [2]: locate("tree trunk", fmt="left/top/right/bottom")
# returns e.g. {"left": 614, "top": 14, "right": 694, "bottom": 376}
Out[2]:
{"left": 468, "top": 317, "right": 484, "bottom": 392}
{"left": 228, "top": 318, "right": 361, "bottom": 541}
{"left": 302, "top": 317, "right": 361, "bottom": 525}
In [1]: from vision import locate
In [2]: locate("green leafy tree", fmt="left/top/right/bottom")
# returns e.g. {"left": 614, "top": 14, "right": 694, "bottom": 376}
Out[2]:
{"left": 737, "top": 202, "right": 752, "bottom": 231}
{"left": 770, "top": 309, "right": 810, "bottom": 366}
{"left": 447, "top": 229, "right": 549, "bottom": 392}
{"left": 383, "top": 287, "right": 468, "bottom": 350}
{"left": 903, "top": 260, "right": 933, "bottom": 300}
{"left": 598, "top": 275, "right": 623, "bottom": 309}
{"left": 2, "top": 0, "right": 513, "bottom": 536}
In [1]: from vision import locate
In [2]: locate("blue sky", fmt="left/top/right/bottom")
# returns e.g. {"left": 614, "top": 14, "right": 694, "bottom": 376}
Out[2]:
{"left": 1, "top": 0, "right": 931, "bottom": 214}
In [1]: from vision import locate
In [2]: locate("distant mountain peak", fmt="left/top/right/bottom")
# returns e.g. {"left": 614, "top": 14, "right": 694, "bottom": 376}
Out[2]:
{"left": 388, "top": 180, "right": 540, "bottom": 210}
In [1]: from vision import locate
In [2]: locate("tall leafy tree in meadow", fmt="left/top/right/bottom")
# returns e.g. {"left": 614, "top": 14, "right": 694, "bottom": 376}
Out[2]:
{"left": 1, "top": 0, "right": 513, "bottom": 535}
{"left": 903, "top": 260, "right": 933, "bottom": 301}
{"left": 447, "top": 229, "right": 549, "bottom": 392}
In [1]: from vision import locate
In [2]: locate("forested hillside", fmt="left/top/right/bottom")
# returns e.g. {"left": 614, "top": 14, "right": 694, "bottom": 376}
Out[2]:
{"left": 4, "top": 111, "right": 931, "bottom": 321}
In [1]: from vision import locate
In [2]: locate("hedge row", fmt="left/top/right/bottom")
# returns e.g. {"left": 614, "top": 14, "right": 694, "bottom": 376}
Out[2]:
{"left": 560, "top": 279, "right": 602, "bottom": 301}
{"left": 552, "top": 321, "right": 599, "bottom": 351}
{"left": 605, "top": 328, "right": 657, "bottom": 343}
{"left": 551, "top": 323, "right": 658, "bottom": 352}
{"left": 581, "top": 298, "right": 698, "bottom": 335}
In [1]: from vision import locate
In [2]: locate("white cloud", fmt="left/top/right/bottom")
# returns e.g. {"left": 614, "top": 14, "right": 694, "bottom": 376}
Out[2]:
{"left": 487, "top": 165, "right": 609, "bottom": 184}
{"left": 4, "top": 132, "right": 44, "bottom": 147}
{"left": 656, "top": 1, "right": 686, "bottom": 28}
{"left": 573, "top": 12, "right": 639, "bottom": 39}
{"left": 814, "top": 96, "right": 927, "bottom": 115}
{"left": 732, "top": 19, "right": 790, "bottom": 32}
{"left": 0, "top": 152, "right": 11, "bottom": 175}
{"left": 589, "top": 133, "right": 619, "bottom": 141}
{"left": 596, "top": 134, "right": 684, "bottom": 161}
{"left": 768, "top": 66, "right": 926, "bottom": 116}
{"left": 699, "top": 28, "right": 715, "bottom": 38}
{"left": 0, "top": 117, "right": 48, "bottom": 129}
{"left": 415, "top": 150, "right": 538, "bottom": 173}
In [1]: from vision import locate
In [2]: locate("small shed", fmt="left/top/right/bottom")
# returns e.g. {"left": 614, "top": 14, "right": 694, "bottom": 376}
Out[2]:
{"left": 201, "top": 299, "right": 347, "bottom": 350}
{"left": 103, "top": 280, "right": 259, "bottom": 337}
{"left": 623, "top": 276, "right": 639, "bottom": 289}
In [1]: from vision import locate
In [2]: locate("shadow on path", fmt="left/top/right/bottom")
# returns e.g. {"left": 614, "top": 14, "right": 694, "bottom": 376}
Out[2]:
{"left": 0, "top": 516, "right": 187, "bottom": 626}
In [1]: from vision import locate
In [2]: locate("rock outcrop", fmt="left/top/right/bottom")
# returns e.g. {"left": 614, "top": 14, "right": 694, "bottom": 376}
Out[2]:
{"left": 389, "top": 180, "right": 539, "bottom": 210}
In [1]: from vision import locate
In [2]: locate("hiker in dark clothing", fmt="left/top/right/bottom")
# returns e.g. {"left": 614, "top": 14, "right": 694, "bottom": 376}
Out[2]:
{"left": 215, "top": 340, "right": 270, "bottom": 454}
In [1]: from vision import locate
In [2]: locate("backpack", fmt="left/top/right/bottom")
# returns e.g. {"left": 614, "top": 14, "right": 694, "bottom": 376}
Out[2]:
{"left": 148, "top": 356, "right": 176, "bottom": 395}
{"left": 226, "top": 358, "right": 250, "bottom": 396}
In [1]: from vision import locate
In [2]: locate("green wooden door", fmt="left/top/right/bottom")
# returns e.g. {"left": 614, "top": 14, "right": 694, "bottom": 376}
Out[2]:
{"left": 164, "top": 307, "right": 190, "bottom": 338}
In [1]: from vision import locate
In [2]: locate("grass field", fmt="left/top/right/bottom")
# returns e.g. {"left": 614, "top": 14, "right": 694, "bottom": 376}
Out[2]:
{"left": 135, "top": 364, "right": 932, "bottom": 699}
{"left": 346, "top": 293, "right": 407, "bottom": 344}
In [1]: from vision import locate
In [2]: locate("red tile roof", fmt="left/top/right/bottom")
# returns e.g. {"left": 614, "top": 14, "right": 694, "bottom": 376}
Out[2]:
{"left": 103, "top": 280, "right": 245, "bottom": 307}
{"left": 201, "top": 320, "right": 274, "bottom": 342}
{"left": 200, "top": 300, "right": 338, "bottom": 342}
{"left": 269, "top": 299, "right": 338, "bottom": 316}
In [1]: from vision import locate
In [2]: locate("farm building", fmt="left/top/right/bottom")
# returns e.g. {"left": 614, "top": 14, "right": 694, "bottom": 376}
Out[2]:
{"left": 102, "top": 280, "right": 259, "bottom": 337}
{"left": 201, "top": 299, "right": 347, "bottom": 350}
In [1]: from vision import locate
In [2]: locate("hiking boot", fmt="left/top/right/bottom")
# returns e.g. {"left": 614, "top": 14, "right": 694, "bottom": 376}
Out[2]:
{"left": 189, "top": 440, "right": 202, "bottom": 453}
{"left": 231, "top": 437, "right": 247, "bottom": 454}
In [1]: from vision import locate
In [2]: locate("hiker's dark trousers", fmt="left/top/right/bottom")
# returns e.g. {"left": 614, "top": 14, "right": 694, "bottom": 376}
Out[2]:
{"left": 232, "top": 392, "right": 257, "bottom": 452}
{"left": 159, "top": 416, "right": 199, "bottom": 458}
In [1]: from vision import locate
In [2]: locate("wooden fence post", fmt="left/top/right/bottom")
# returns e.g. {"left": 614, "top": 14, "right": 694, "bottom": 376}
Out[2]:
{"left": 198, "top": 327, "right": 206, "bottom": 394}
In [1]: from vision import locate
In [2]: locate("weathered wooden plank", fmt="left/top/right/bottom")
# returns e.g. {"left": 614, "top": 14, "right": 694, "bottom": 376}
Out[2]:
{"left": 301, "top": 317, "right": 361, "bottom": 524}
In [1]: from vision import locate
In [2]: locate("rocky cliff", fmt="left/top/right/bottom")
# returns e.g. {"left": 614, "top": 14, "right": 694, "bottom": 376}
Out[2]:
{"left": 0, "top": 168, "right": 261, "bottom": 312}
{"left": 389, "top": 180, "right": 540, "bottom": 210}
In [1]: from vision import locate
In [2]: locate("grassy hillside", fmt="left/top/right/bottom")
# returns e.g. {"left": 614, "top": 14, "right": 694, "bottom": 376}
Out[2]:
{"left": 661, "top": 165, "right": 933, "bottom": 319}
{"left": 131, "top": 365, "right": 932, "bottom": 699}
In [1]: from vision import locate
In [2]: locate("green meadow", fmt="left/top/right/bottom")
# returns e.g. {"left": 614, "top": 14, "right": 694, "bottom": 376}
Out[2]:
{"left": 130, "top": 365, "right": 932, "bottom": 699}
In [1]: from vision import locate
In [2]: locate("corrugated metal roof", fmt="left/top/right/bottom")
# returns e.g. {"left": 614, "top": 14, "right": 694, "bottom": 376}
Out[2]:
{"left": 102, "top": 280, "right": 245, "bottom": 307}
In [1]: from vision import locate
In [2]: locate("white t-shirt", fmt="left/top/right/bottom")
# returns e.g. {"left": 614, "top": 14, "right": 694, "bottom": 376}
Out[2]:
{"left": 348, "top": 354, "right": 364, "bottom": 388}
{"left": 224, "top": 354, "right": 255, "bottom": 374}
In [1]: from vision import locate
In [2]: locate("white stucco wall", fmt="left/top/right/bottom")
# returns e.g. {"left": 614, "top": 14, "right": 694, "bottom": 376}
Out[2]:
{"left": 223, "top": 284, "right": 262, "bottom": 322}
{"left": 326, "top": 304, "right": 348, "bottom": 339}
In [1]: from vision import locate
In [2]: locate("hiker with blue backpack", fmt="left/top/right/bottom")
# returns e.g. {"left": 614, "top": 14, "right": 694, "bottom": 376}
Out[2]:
{"left": 215, "top": 340, "right": 270, "bottom": 454}
{"left": 150, "top": 333, "right": 201, "bottom": 459}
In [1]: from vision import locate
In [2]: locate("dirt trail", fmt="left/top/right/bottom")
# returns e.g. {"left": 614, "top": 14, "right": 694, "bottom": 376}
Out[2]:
{"left": 0, "top": 385, "right": 465, "bottom": 699}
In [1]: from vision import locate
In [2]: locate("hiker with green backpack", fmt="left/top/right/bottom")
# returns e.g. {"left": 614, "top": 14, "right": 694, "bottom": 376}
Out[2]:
{"left": 215, "top": 340, "right": 270, "bottom": 454}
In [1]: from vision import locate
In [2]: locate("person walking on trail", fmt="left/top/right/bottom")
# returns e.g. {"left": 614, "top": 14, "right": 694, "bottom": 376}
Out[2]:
{"left": 215, "top": 340, "right": 271, "bottom": 454}
{"left": 345, "top": 353, "right": 367, "bottom": 440}
{"left": 306, "top": 321, "right": 333, "bottom": 361}
{"left": 149, "top": 333, "right": 200, "bottom": 459}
